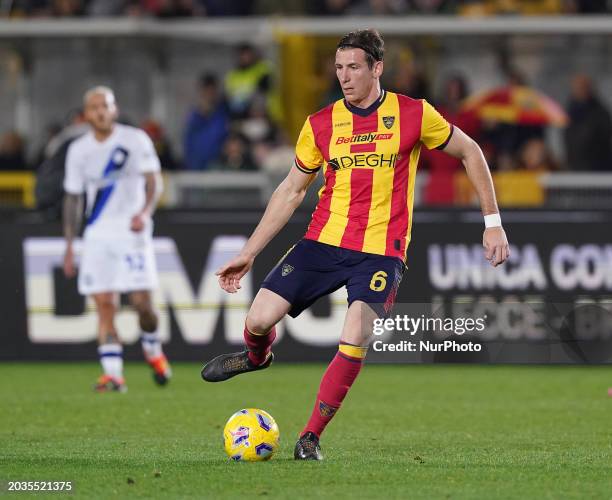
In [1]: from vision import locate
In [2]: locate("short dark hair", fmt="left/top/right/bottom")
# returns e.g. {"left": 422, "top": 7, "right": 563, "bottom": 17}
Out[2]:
{"left": 198, "top": 72, "right": 218, "bottom": 88}
{"left": 337, "top": 29, "right": 384, "bottom": 69}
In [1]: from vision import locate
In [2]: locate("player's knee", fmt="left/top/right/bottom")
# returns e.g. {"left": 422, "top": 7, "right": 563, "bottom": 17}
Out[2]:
{"left": 96, "top": 299, "right": 115, "bottom": 319}
{"left": 138, "top": 309, "right": 158, "bottom": 333}
{"left": 130, "top": 293, "right": 149, "bottom": 312}
{"left": 245, "top": 309, "right": 275, "bottom": 335}
{"left": 340, "top": 323, "right": 373, "bottom": 347}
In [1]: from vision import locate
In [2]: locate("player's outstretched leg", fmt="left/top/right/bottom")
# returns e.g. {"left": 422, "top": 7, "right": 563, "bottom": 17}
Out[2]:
{"left": 93, "top": 293, "right": 127, "bottom": 392}
{"left": 201, "top": 325, "right": 276, "bottom": 382}
{"left": 294, "top": 342, "right": 367, "bottom": 460}
{"left": 131, "top": 291, "right": 171, "bottom": 386}
{"left": 201, "top": 289, "right": 290, "bottom": 382}
{"left": 295, "top": 301, "right": 374, "bottom": 460}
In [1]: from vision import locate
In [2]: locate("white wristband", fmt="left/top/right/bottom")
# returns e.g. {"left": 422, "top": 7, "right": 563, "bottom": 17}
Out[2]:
{"left": 484, "top": 213, "right": 502, "bottom": 228}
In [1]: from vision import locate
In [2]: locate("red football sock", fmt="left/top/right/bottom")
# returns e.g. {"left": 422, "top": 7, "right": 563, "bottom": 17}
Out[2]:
{"left": 302, "top": 343, "right": 368, "bottom": 438}
{"left": 244, "top": 325, "right": 276, "bottom": 365}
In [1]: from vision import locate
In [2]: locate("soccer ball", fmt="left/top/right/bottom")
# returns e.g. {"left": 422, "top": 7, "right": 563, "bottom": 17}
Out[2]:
{"left": 223, "top": 408, "right": 280, "bottom": 461}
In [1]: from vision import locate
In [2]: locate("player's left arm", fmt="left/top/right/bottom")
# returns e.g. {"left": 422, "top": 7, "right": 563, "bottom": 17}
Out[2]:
{"left": 131, "top": 130, "right": 163, "bottom": 232}
{"left": 440, "top": 127, "right": 510, "bottom": 267}
{"left": 131, "top": 172, "right": 163, "bottom": 232}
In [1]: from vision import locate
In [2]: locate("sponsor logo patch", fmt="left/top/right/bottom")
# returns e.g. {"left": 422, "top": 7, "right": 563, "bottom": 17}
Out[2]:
{"left": 282, "top": 264, "right": 294, "bottom": 277}
{"left": 318, "top": 401, "right": 338, "bottom": 418}
{"left": 335, "top": 132, "right": 393, "bottom": 145}
{"left": 328, "top": 153, "right": 398, "bottom": 170}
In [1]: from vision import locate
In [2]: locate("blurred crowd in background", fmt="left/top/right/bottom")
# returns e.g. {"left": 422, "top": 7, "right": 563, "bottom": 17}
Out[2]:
{"left": 2, "top": 41, "right": 610, "bottom": 188}
{"left": 1, "top": 2, "right": 612, "bottom": 210}
{"left": 2, "top": 0, "right": 611, "bottom": 17}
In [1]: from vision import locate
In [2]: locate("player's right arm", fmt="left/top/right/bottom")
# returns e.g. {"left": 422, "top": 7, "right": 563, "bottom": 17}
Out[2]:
{"left": 62, "top": 142, "right": 85, "bottom": 278}
{"left": 216, "top": 117, "right": 323, "bottom": 293}
{"left": 216, "top": 166, "right": 317, "bottom": 293}
{"left": 420, "top": 100, "right": 509, "bottom": 267}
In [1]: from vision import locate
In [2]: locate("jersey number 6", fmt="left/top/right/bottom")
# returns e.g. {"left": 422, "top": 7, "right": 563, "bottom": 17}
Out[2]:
{"left": 369, "top": 271, "right": 388, "bottom": 292}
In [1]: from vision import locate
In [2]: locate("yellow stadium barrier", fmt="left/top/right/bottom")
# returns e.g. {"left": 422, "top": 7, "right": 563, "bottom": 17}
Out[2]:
{"left": 276, "top": 33, "right": 332, "bottom": 140}
{"left": 454, "top": 170, "right": 545, "bottom": 207}
{"left": 0, "top": 172, "right": 36, "bottom": 208}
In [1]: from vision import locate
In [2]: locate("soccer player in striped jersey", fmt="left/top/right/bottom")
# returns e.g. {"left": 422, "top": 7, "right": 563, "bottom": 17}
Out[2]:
{"left": 63, "top": 86, "right": 171, "bottom": 392}
{"left": 202, "top": 29, "right": 509, "bottom": 459}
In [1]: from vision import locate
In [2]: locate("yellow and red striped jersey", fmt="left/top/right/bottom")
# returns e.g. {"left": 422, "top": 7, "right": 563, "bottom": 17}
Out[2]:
{"left": 295, "top": 90, "right": 453, "bottom": 260}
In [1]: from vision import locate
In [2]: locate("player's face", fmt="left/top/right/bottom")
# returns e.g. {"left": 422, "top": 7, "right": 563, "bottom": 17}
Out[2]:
{"left": 335, "top": 48, "right": 382, "bottom": 104}
{"left": 84, "top": 92, "right": 117, "bottom": 134}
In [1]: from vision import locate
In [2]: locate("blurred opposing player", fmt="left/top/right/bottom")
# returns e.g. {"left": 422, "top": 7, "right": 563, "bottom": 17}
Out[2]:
{"left": 63, "top": 86, "right": 170, "bottom": 392}
{"left": 201, "top": 30, "right": 509, "bottom": 459}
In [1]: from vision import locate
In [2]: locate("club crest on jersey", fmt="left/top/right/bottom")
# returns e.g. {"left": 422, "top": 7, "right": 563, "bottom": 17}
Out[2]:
{"left": 112, "top": 149, "right": 127, "bottom": 164}
{"left": 382, "top": 116, "right": 395, "bottom": 129}
{"left": 282, "top": 264, "right": 294, "bottom": 277}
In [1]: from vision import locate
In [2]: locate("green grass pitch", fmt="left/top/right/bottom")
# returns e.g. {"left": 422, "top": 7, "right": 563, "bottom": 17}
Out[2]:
{"left": 1, "top": 362, "right": 611, "bottom": 499}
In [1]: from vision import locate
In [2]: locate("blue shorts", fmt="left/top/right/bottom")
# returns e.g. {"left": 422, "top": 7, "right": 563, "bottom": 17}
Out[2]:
{"left": 261, "top": 239, "right": 404, "bottom": 318}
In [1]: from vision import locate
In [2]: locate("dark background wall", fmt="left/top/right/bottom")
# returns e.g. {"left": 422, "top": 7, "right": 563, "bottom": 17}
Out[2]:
{"left": 3, "top": 209, "right": 612, "bottom": 363}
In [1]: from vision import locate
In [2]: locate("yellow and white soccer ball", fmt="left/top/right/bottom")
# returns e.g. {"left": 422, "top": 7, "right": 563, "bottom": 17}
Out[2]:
{"left": 223, "top": 408, "right": 280, "bottom": 461}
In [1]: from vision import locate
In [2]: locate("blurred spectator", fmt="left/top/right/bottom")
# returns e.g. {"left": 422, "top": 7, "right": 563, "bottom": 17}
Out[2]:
{"left": 51, "top": 0, "right": 84, "bottom": 15}
{"left": 421, "top": 75, "right": 481, "bottom": 205}
{"left": 459, "top": 0, "right": 562, "bottom": 15}
{"left": 517, "top": 138, "right": 558, "bottom": 171}
{"left": 253, "top": 0, "right": 306, "bottom": 15}
{"left": 142, "top": 119, "right": 179, "bottom": 170}
{"left": 307, "top": 0, "right": 354, "bottom": 15}
{"left": 239, "top": 95, "right": 275, "bottom": 145}
{"left": 35, "top": 109, "right": 88, "bottom": 218}
{"left": 476, "top": 70, "right": 545, "bottom": 170}
{"left": 33, "top": 122, "right": 62, "bottom": 168}
{"left": 215, "top": 132, "right": 257, "bottom": 171}
{"left": 386, "top": 48, "right": 430, "bottom": 100}
{"left": 348, "top": 0, "right": 408, "bottom": 15}
{"left": 87, "top": 0, "right": 127, "bottom": 16}
{"left": 407, "top": 0, "right": 454, "bottom": 13}
{"left": 320, "top": 59, "right": 344, "bottom": 107}
{"left": 183, "top": 73, "right": 229, "bottom": 170}
{"left": 4, "top": 0, "right": 612, "bottom": 16}
{"left": 564, "top": 74, "right": 612, "bottom": 171}
{"left": 483, "top": 122, "right": 545, "bottom": 171}
{"left": 201, "top": 0, "right": 253, "bottom": 15}
{"left": 563, "top": 0, "right": 609, "bottom": 13}
{"left": 12, "top": 0, "right": 85, "bottom": 16}
{"left": 457, "top": 0, "right": 496, "bottom": 15}
{"left": 225, "top": 44, "right": 277, "bottom": 121}
{"left": 257, "top": 129, "right": 295, "bottom": 174}
{"left": 0, "top": 131, "right": 27, "bottom": 170}
{"left": 43, "top": 108, "right": 88, "bottom": 159}
{"left": 496, "top": 0, "right": 562, "bottom": 14}
{"left": 127, "top": 0, "right": 205, "bottom": 17}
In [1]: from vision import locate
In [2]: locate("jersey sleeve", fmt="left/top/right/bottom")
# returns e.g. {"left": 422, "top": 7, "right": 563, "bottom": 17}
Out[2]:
{"left": 420, "top": 100, "right": 454, "bottom": 150}
{"left": 294, "top": 117, "right": 323, "bottom": 174}
{"left": 63, "top": 142, "right": 85, "bottom": 194}
{"left": 134, "top": 130, "right": 161, "bottom": 173}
